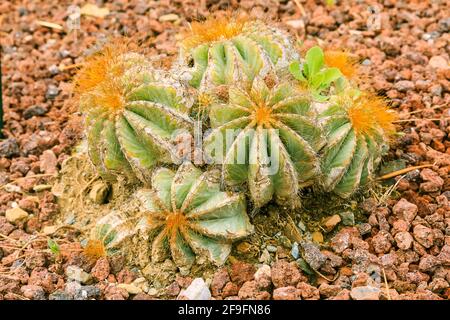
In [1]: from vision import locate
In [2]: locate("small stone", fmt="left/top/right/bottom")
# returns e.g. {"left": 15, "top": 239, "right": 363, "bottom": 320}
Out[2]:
{"left": 210, "top": 268, "right": 230, "bottom": 297}
{"left": 357, "top": 223, "right": 372, "bottom": 236}
{"left": 393, "top": 199, "right": 417, "bottom": 222}
{"left": 285, "top": 19, "right": 304, "bottom": 29}
{"left": 66, "top": 265, "right": 92, "bottom": 284}
{"left": 23, "top": 105, "right": 47, "bottom": 119}
{"left": 238, "top": 281, "right": 270, "bottom": 300}
{"left": 254, "top": 265, "right": 271, "bottom": 290}
{"left": 177, "top": 278, "right": 211, "bottom": 300}
{"left": 20, "top": 285, "right": 46, "bottom": 300}
{"left": 428, "top": 56, "right": 448, "bottom": 70}
{"left": 301, "top": 241, "right": 327, "bottom": 270}
{"left": 5, "top": 207, "right": 29, "bottom": 224}
{"left": 350, "top": 286, "right": 380, "bottom": 300}
{"left": 323, "top": 214, "right": 342, "bottom": 232}
{"left": 266, "top": 245, "right": 277, "bottom": 253}
{"left": 394, "top": 231, "right": 414, "bottom": 250}
{"left": 46, "top": 84, "right": 59, "bottom": 99}
{"left": 394, "top": 80, "right": 414, "bottom": 92}
{"left": 165, "top": 281, "right": 180, "bottom": 296}
{"left": 413, "top": 225, "right": 434, "bottom": 248}
{"left": 222, "top": 282, "right": 239, "bottom": 298}
{"left": 339, "top": 211, "right": 355, "bottom": 226}
{"left": 74, "top": 285, "right": 101, "bottom": 300}
{"left": 159, "top": 14, "right": 179, "bottom": 22}
{"left": 312, "top": 231, "right": 324, "bottom": 243}
{"left": 230, "top": 261, "right": 255, "bottom": 285}
{"left": 39, "top": 150, "right": 58, "bottom": 174}
{"left": 273, "top": 286, "right": 301, "bottom": 300}
{"left": 271, "top": 260, "right": 303, "bottom": 288}
{"left": 372, "top": 231, "right": 392, "bottom": 254}
{"left": 91, "top": 257, "right": 110, "bottom": 282}
{"left": 48, "top": 64, "right": 59, "bottom": 75}
{"left": 420, "top": 169, "right": 444, "bottom": 193}
{"left": 0, "top": 138, "right": 20, "bottom": 157}
{"left": 259, "top": 248, "right": 271, "bottom": 264}
{"left": 297, "top": 282, "right": 320, "bottom": 300}
{"left": 318, "top": 283, "right": 342, "bottom": 298}
{"left": 117, "top": 283, "right": 142, "bottom": 295}
{"left": 291, "top": 242, "right": 299, "bottom": 259}
{"left": 42, "top": 226, "right": 58, "bottom": 235}
{"left": 49, "top": 290, "right": 73, "bottom": 300}
{"left": 89, "top": 181, "right": 110, "bottom": 204}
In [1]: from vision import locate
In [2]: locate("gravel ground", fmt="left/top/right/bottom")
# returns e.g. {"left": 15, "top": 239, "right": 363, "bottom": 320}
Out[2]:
{"left": 0, "top": 0, "right": 449, "bottom": 300}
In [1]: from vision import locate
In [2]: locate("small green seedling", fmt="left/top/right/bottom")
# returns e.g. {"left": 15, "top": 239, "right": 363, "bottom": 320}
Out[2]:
{"left": 47, "top": 239, "right": 60, "bottom": 256}
{"left": 289, "top": 46, "right": 342, "bottom": 101}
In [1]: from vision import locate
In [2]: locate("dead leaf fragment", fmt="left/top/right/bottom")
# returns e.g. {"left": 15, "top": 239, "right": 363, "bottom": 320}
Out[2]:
{"left": 36, "top": 20, "right": 64, "bottom": 30}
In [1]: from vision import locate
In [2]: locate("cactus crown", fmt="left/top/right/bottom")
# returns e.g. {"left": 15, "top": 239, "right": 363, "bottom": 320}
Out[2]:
{"left": 324, "top": 49, "right": 359, "bottom": 79}
{"left": 333, "top": 91, "right": 396, "bottom": 138}
{"left": 181, "top": 15, "right": 250, "bottom": 51}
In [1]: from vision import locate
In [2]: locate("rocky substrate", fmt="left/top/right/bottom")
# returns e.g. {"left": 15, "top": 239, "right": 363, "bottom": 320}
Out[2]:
{"left": 0, "top": 0, "right": 449, "bottom": 300}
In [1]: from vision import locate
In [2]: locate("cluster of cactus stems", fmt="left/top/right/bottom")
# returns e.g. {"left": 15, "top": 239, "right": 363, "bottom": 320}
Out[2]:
{"left": 75, "top": 17, "right": 396, "bottom": 268}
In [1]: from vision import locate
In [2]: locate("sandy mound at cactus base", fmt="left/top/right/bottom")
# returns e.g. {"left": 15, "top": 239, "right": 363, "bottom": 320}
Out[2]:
{"left": 51, "top": 144, "right": 380, "bottom": 290}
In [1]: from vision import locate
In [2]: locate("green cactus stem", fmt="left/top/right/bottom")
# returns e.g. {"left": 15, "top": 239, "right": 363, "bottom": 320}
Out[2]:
{"left": 75, "top": 42, "right": 194, "bottom": 183}
{"left": 319, "top": 91, "right": 396, "bottom": 197}
{"left": 136, "top": 162, "right": 253, "bottom": 268}
{"left": 177, "top": 16, "right": 299, "bottom": 94}
{"left": 204, "top": 79, "right": 324, "bottom": 208}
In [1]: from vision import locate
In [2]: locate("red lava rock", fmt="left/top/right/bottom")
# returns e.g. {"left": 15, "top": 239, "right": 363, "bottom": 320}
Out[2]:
{"left": 210, "top": 268, "right": 230, "bottom": 297}
{"left": 371, "top": 231, "right": 393, "bottom": 254}
{"left": 271, "top": 260, "right": 303, "bottom": 288}
{"left": 393, "top": 199, "right": 418, "bottom": 223}
{"left": 222, "top": 282, "right": 240, "bottom": 298}
{"left": 133, "top": 293, "right": 156, "bottom": 300}
{"left": 229, "top": 261, "right": 255, "bottom": 286}
{"left": 296, "top": 282, "right": 320, "bottom": 300}
{"left": 28, "top": 267, "right": 58, "bottom": 293}
{"left": 91, "top": 257, "right": 110, "bottom": 282}
{"left": 25, "top": 252, "right": 47, "bottom": 269}
{"left": 254, "top": 265, "right": 272, "bottom": 290}
{"left": 318, "top": 283, "right": 342, "bottom": 298}
{"left": 39, "top": 150, "right": 58, "bottom": 174}
{"left": 238, "top": 281, "right": 270, "bottom": 300}
{"left": 413, "top": 225, "right": 434, "bottom": 248}
{"left": 272, "top": 286, "right": 301, "bottom": 300}
{"left": 165, "top": 281, "right": 181, "bottom": 297}
{"left": 20, "top": 285, "right": 46, "bottom": 300}
{"left": 395, "top": 231, "right": 414, "bottom": 250}
{"left": 420, "top": 169, "right": 444, "bottom": 192}
{"left": 419, "top": 254, "right": 439, "bottom": 272}
{"left": 328, "top": 289, "right": 351, "bottom": 300}
{"left": 104, "top": 285, "right": 129, "bottom": 300}
{"left": 116, "top": 268, "right": 137, "bottom": 284}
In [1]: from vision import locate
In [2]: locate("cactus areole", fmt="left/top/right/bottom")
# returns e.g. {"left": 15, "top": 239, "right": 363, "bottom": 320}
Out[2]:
{"left": 136, "top": 162, "right": 253, "bottom": 268}
{"left": 75, "top": 42, "right": 194, "bottom": 183}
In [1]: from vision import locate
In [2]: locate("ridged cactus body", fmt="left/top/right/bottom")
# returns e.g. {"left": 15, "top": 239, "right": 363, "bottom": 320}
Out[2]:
{"left": 319, "top": 92, "right": 395, "bottom": 197}
{"left": 205, "top": 80, "right": 324, "bottom": 208}
{"left": 136, "top": 162, "right": 253, "bottom": 267}
{"left": 76, "top": 45, "right": 194, "bottom": 183}
{"left": 178, "top": 17, "right": 299, "bottom": 93}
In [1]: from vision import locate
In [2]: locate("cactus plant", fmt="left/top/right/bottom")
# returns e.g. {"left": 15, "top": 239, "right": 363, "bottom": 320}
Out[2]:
{"left": 319, "top": 90, "right": 396, "bottom": 197}
{"left": 135, "top": 162, "right": 253, "bottom": 268}
{"left": 204, "top": 79, "right": 325, "bottom": 208}
{"left": 74, "top": 41, "right": 194, "bottom": 183}
{"left": 177, "top": 16, "right": 299, "bottom": 94}
{"left": 85, "top": 211, "right": 135, "bottom": 259}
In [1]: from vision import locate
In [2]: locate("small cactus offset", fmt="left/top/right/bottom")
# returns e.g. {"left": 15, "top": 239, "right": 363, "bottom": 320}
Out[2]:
{"left": 204, "top": 79, "right": 324, "bottom": 208}
{"left": 75, "top": 41, "right": 194, "bottom": 183}
{"left": 177, "top": 15, "right": 299, "bottom": 93}
{"left": 136, "top": 162, "right": 253, "bottom": 268}
{"left": 318, "top": 90, "right": 396, "bottom": 197}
